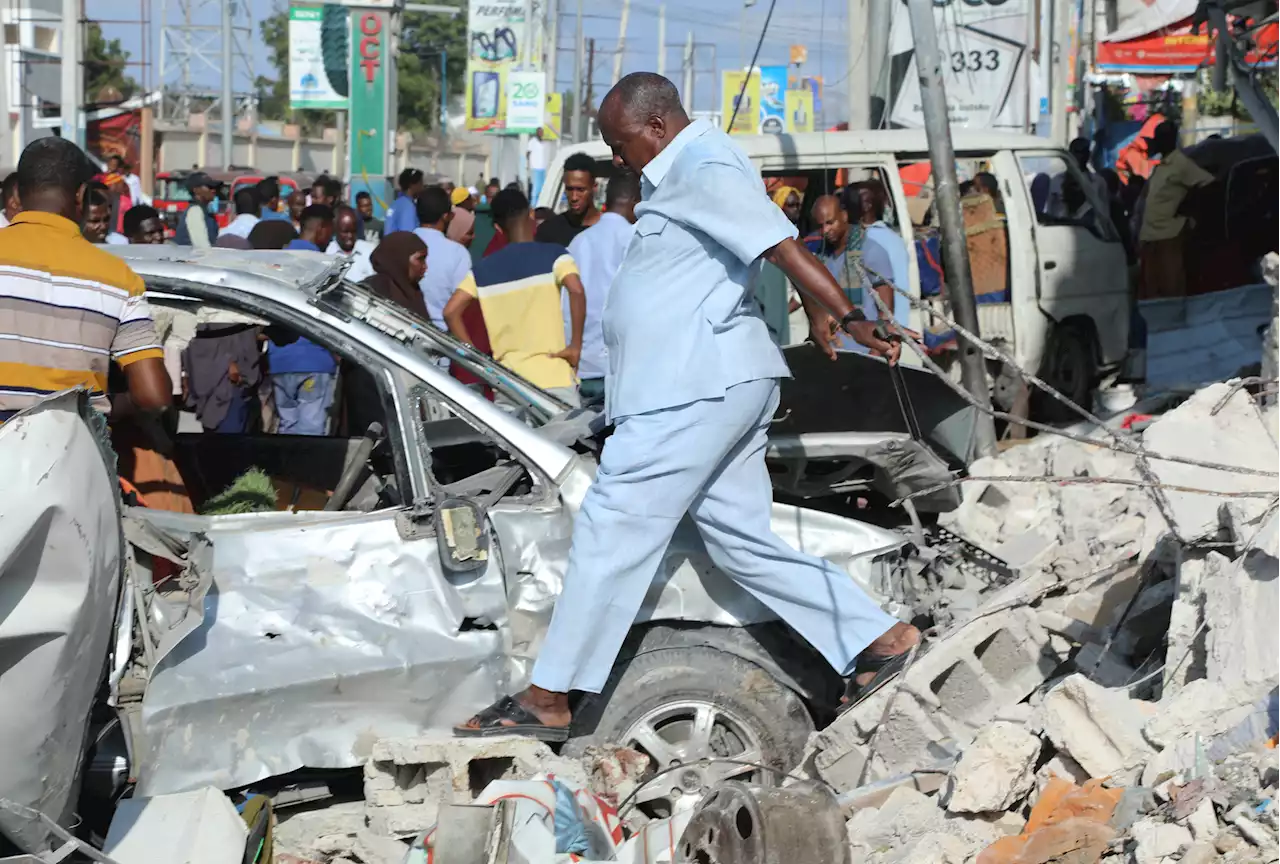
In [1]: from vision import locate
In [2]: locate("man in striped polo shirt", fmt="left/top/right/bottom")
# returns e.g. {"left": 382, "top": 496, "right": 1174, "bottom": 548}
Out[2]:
{"left": 0, "top": 137, "right": 171, "bottom": 422}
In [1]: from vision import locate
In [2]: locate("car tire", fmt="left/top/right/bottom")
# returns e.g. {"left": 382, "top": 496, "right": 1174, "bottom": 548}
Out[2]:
{"left": 564, "top": 645, "right": 814, "bottom": 819}
{"left": 1035, "top": 324, "right": 1096, "bottom": 423}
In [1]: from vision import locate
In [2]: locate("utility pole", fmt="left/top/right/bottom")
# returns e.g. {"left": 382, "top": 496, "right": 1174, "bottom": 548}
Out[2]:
{"left": 656, "top": 4, "right": 666, "bottom": 79}
{"left": 847, "top": 0, "right": 870, "bottom": 129}
{"left": 1049, "top": 0, "right": 1070, "bottom": 146}
{"left": 221, "top": 0, "right": 234, "bottom": 168}
{"left": 905, "top": 0, "right": 998, "bottom": 458}
{"left": 867, "top": 0, "right": 892, "bottom": 127}
{"left": 682, "top": 32, "right": 694, "bottom": 113}
{"left": 571, "top": 0, "right": 584, "bottom": 141}
{"left": 518, "top": 0, "right": 534, "bottom": 193}
{"left": 585, "top": 38, "right": 596, "bottom": 139}
{"left": 546, "top": 0, "right": 558, "bottom": 132}
{"left": 60, "top": 0, "right": 83, "bottom": 147}
{"left": 612, "top": 0, "right": 630, "bottom": 86}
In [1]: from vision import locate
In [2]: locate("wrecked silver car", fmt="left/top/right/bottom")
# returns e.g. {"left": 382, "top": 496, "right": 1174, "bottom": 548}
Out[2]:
{"left": 6, "top": 248, "right": 1004, "bottom": 842}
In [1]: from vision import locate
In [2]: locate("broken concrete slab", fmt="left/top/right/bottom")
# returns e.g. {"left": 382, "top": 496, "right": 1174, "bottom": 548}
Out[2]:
{"left": 1040, "top": 675, "right": 1156, "bottom": 781}
{"left": 1036, "top": 753, "right": 1091, "bottom": 789}
{"left": 1131, "top": 819, "right": 1194, "bottom": 864}
{"left": 1141, "top": 383, "right": 1278, "bottom": 543}
{"left": 1143, "top": 679, "right": 1270, "bottom": 751}
{"left": 1164, "top": 552, "right": 1218, "bottom": 697}
{"left": 364, "top": 735, "right": 587, "bottom": 836}
{"left": 943, "top": 722, "right": 1041, "bottom": 814}
{"left": 1186, "top": 799, "right": 1221, "bottom": 842}
{"left": 1203, "top": 548, "right": 1280, "bottom": 691}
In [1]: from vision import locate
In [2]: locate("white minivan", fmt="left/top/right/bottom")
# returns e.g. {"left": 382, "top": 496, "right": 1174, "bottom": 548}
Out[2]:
{"left": 538, "top": 130, "right": 1130, "bottom": 419}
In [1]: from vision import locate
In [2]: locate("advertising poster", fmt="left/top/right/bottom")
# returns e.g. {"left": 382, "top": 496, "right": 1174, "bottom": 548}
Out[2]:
{"left": 885, "top": 0, "right": 1033, "bottom": 130}
{"left": 785, "top": 90, "right": 814, "bottom": 133}
{"left": 505, "top": 70, "right": 545, "bottom": 132}
{"left": 543, "top": 91, "right": 563, "bottom": 139}
{"left": 348, "top": 9, "right": 388, "bottom": 211}
{"left": 289, "top": 6, "right": 351, "bottom": 110}
{"left": 464, "top": 0, "right": 545, "bottom": 133}
{"left": 758, "top": 65, "right": 788, "bottom": 134}
{"left": 720, "top": 70, "right": 760, "bottom": 135}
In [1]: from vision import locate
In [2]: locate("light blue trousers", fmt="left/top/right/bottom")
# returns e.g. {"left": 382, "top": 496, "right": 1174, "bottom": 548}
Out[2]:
{"left": 530, "top": 377, "right": 898, "bottom": 694}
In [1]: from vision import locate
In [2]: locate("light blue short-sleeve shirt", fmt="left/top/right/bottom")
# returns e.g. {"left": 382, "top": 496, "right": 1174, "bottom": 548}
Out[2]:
{"left": 602, "top": 119, "right": 795, "bottom": 420}
{"left": 413, "top": 226, "right": 475, "bottom": 331}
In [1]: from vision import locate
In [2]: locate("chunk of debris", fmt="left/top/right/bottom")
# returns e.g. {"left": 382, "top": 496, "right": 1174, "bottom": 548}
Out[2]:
{"left": 1039, "top": 675, "right": 1156, "bottom": 782}
{"left": 943, "top": 722, "right": 1041, "bottom": 814}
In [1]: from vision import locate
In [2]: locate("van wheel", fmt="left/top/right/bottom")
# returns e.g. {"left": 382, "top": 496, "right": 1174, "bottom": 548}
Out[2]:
{"left": 564, "top": 646, "right": 813, "bottom": 820}
{"left": 1036, "top": 324, "right": 1096, "bottom": 423}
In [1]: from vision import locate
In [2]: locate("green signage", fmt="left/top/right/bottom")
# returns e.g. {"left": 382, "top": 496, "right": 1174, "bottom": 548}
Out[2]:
{"left": 348, "top": 8, "right": 390, "bottom": 212}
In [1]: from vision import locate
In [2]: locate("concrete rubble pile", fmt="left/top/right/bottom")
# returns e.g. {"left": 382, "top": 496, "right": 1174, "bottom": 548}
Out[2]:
{"left": 269, "top": 383, "right": 1277, "bottom": 864}
{"left": 802, "top": 378, "right": 1279, "bottom": 864}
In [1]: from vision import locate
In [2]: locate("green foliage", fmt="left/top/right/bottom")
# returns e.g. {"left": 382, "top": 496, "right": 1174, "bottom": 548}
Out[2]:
{"left": 200, "top": 468, "right": 278, "bottom": 515}
{"left": 256, "top": 1, "right": 467, "bottom": 134}
{"left": 1198, "top": 68, "right": 1279, "bottom": 120}
{"left": 397, "top": 5, "right": 468, "bottom": 133}
{"left": 84, "top": 20, "right": 137, "bottom": 103}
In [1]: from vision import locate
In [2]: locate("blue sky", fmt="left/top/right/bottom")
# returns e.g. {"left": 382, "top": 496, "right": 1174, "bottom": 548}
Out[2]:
{"left": 88, "top": 0, "right": 856, "bottom": 124}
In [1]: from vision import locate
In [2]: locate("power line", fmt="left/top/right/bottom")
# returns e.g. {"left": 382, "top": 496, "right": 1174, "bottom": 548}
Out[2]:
{"left": 728, "top": 0, "right": 778, "bottom": 129}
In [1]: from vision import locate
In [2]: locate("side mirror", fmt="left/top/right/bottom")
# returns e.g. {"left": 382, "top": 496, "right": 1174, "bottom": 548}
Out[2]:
{"left": 433, "top": 496, "right": 490, "bottom": 573}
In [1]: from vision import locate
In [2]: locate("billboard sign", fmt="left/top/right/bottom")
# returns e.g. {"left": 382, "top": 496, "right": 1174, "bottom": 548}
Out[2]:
{"left": 289, "top": 6, "right": 351, "bottom": 110}
{"left": 758, "top": 65, "right": 787, "bottom": 134}
{"left": 465, "top": 0, "right": 541, "bottom": 132}
{"left": 785, "top": 90, "right": 813, "bottom": 133}
{"left": 720, "top": 70, "right": 760, "bottom": 135}
{"left": 505, "top": 70, "right": 545, "bottom": 132}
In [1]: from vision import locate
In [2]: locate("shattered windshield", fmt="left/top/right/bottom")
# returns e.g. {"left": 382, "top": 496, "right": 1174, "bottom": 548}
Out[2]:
{"left": 319, "top": 276, "right": 577, "bottom": 427}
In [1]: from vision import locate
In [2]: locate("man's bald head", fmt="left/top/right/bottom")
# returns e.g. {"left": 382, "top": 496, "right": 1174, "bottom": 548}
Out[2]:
{"left": 812, "top": 194, "right": 849, "bottom": 248}
{"left": 598, "top": 72, "right": 691, "bottom": 175}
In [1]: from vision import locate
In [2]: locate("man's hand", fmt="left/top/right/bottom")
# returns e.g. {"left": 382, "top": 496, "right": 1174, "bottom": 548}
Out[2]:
{"left": 808, "top": 310, "right": 840, "bottom": 361}
{"left": 845, "top": 319, "right": 902, "bottom": 364}
{"left": 228, "top": 359, "right": 243, "bottom": 386}
{"left": 550, "top": 344, "right": 581, "bottom": 370}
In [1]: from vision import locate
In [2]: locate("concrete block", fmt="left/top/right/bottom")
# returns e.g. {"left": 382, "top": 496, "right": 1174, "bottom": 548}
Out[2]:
{"left": 1036, "top": 752, "right": 1091, "bottom": 788}
{"left": 1131, "top": 818, "right": 1193, "bottom": 864}
{"left": 1182, "top": 840, "right": 1222, "bottom": 864}
{"left": 814, "top": 606, "right": 1063, "bottom": 780}
{"left": 1164, "top": 553, "right": 1216, "bottom": 697}
{"left": 943, "top": 721, "right": 1041, "bottom": 814}
{"left": 1040, "top": 674, "right": 1155, "bottom": 780}
{"left": 1142, "top": 383, "right": 1278, "bottom": 543}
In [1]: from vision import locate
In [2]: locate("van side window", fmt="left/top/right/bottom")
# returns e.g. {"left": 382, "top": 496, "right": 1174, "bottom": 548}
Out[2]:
{"left": 1019, "top": 154, "right": 1115, "bottom": 242}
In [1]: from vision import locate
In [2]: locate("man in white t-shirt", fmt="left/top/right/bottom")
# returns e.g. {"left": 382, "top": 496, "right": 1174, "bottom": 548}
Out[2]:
{"left": 526, "top": 127, "right": 549, "bottom": 205}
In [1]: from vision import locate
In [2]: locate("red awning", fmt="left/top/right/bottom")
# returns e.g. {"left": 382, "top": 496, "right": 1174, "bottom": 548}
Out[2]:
{"left": 1097, "top": 17, "right": 1278, "bottom": 73}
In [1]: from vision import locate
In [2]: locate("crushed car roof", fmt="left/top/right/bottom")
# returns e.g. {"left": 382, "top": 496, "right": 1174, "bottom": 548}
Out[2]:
{"left": 104, "top": 245, "right": 342, "bottom": 295}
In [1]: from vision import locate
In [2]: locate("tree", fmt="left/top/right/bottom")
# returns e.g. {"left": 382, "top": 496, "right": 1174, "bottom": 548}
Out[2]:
{"left": 257, "top": 2, "right": 466, "bottom": 133}
{"left": 257, "top": 9, "right": 290, "bottom": 121}
{"left": 398, "top": 5, "right": 468, "bottom": 134}
{"left": 84, "top": 20, "right": 137, "bottom": 104}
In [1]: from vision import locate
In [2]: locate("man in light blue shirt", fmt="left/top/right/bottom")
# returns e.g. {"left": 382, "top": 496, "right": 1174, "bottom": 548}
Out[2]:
{"left": 564, "top": 171, "right": 639, "bottom": 405}
{"left": 456, "top": 73, "right": 919, "bottom": 741}
{"left": 383, "top": 168, "right": 424, "bottom": 236}
{"left": 847, "top": 181, "right": 913, "bottom": 331}
{"left": 412, "top": 187, "right": 477, "bottom": 330}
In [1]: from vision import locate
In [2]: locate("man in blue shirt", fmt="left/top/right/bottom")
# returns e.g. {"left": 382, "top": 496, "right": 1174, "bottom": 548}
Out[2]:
{"left": 412, "top": 187, "right": 477, "bottom": 330}
{"left": 846, "top": 181, "right": 913, "bottom": 332}
{"left": 384, "top": 168, "right": 424, "bottom": 235}
{"left": 565, "top": 170, "right": 640, "bottom": 405}
{"left": 456, "top": 73, "right": 920, "bottom": 740}
{"left": 269, "top": 205, "right": 338, "bottom": 434}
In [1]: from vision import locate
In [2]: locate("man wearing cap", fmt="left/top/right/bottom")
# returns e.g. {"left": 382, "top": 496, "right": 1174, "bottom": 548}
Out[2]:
{"left": 451, "top": 186, "right": 476, "bottom": 212}
{"left": 175, "top": 172, "right": 219, "bottom": 248}
{"left": 1138, "top": 120, "right": 1215, "bottom": 300}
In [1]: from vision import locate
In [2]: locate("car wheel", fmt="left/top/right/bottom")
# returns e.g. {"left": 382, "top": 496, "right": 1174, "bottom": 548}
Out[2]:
{"left": 565, "top": 646, "right": 814, "bottom": 820}
{"left": 1035, "top": 324, "right": 1096, "bottom": 423}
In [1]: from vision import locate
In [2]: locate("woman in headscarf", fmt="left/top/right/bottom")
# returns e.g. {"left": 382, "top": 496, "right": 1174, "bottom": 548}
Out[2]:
{"left": 771, "top": 185, "right": 802, "bottom": 225}
{"left": 447, "top": 207, "right": 476, "bottom": 248}
{"left": 362, "top": 230, "right": 429, "bottom": 320}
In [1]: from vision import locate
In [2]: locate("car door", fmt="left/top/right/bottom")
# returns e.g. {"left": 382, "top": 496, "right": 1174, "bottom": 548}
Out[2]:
{"left": 1003, "top": 149, "right": 1130, "bottom": 370}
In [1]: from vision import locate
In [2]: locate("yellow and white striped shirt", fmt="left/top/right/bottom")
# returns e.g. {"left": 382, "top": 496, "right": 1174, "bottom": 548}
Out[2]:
{"left": 0, "top": 211, "right": 162, "bottom": 417}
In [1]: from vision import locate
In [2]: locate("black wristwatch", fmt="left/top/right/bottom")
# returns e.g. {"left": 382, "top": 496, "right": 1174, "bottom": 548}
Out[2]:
{"left": 839, "top": 308, "right": 866, "bottom": 332}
